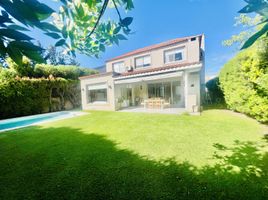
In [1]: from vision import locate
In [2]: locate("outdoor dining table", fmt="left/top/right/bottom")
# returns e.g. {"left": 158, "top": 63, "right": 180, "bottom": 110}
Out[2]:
{"left": 143, "top": 99, "right": 165, "bottom": 109}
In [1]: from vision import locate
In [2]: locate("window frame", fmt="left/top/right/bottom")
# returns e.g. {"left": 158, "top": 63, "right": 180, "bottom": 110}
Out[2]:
{"left": 86, "top": 84, "right": 108, "bottom": 104}
{"left": 164, "top": 47, "right": 185, "bottom": 64}
{"left": 134, "top": 55, "right": 151, "bottom": 69}
{"left": 112, "top": 61, "right": 125, "bottom": 73}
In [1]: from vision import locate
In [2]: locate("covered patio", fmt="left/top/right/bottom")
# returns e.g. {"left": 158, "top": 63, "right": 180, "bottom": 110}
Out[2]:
{"left": 114, "top": 71, "right": 185, "bottom": 111}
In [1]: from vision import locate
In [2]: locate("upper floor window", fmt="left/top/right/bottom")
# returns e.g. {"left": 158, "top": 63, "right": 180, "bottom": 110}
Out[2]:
{"left": 113, "top": 61, "right": 125, "bottom": 73}
{"left": 164, "top": 48, "right": 184, "bottom": 64}
{"left": 135, "top": 55, "right": 151, "bottom": 68}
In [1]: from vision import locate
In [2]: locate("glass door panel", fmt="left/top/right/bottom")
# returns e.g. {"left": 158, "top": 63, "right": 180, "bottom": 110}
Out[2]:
{"left": 172, "top": 81, "right": 182, "bottom": 106}
{"left": 148, "top": 82, "right": 171, "bottom": 102}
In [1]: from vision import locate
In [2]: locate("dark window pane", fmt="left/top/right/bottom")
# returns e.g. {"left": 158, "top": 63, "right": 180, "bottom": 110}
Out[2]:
{"left": 87, "top": 89, "right": 107, "bottom": 103}
{"left": 175, "top": 53, "right": 182, "bottom": 61}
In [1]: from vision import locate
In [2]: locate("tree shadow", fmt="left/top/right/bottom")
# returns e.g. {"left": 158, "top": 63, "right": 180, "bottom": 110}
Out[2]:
{"left": 0, "top": 127, "right": 268, "bottom": 199}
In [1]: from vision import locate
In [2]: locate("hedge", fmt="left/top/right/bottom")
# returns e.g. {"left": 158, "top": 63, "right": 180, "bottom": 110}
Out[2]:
{"left": 33, "top": 64, "right": 98, "bottom": 79}
{"left": 219, "top": 41, "right": 268, "bottom": 123}
{"left": 206, "top": 77, "right": 224, "bottom": 103}
{"left": 0, "top": 77, "right": 80, "bottom": 119}
{"left": 0, "top": 62, "right": 98, "bottom": 119}
{"left": 6, "top": 57, "right": 98, "bottom": 79}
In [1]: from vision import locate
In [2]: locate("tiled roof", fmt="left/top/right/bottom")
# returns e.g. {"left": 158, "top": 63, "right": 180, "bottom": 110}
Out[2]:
{"left": 79, "top": 62, "right": 202, "bottom": 80}
{"left": 79, "top": 72, "right": 113, "bottom": 80}
{"left": 106, "top": 34, "right": 202, "bottom": 62}
{"left": 117, "top": 61, "right": 202, "bottom": 78}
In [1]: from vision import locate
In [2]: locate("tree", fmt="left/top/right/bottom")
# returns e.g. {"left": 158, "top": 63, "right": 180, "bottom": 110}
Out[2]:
{"left": 43, "top": 46, "right": 80, "bottom": 66}
{"left": 222, "top": 14, "right": 262, "bottom": 48}
{"left": 205, "top": 77, "right": 224, "bottom": 103}
{"left": 6, "top": 56, "right": 34, "bottom": 77}
{"left": 239, "top": 0, "right": 268, "bottom": 49}
{"left": 0, "top": 0, "right": 134, "bottom": 65}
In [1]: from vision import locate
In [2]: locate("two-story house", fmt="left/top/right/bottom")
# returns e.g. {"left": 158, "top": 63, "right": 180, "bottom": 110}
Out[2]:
{"left": 79, "top": 34, "right": 205, "bottom": 112}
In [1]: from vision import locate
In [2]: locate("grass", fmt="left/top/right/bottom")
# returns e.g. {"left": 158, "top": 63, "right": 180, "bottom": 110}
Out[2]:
{"left": 0, "top": 110, "right": 268, "bottom": 199}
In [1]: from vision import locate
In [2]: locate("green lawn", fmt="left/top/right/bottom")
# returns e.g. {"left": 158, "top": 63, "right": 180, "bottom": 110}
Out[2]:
{"left": 0, "top": 110, "right": 268, "bottom": 199}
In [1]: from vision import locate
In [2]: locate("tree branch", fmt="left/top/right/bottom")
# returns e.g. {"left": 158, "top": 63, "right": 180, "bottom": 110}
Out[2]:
{"left": 87, "top": 0, "right": 110, "bottom": 39}
{"left": 86, "top": 0, "right": 125, "bottom": 40}
{"left": 112, "top": 0, "right": 122, "bottom": 21}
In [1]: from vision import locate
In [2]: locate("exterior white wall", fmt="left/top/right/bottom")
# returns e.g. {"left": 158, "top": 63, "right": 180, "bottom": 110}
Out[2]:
{"left": 199, "top": 35, "right": 206, "bottom": 104}
{"left": 106, "top": 36, "right": 202, "bottom": 73}
{"left": 80, "top": 74, "right": 116, "bottom": 111}
{"left": 184, "top": 68, "right": 202, "bottom": 112}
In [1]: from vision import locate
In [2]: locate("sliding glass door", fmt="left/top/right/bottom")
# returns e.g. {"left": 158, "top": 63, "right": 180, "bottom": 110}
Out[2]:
{"left": 147, "top": 80, "right": 182, "bottom": 106}
{"left": 172, "top": 81, "right": 182, "bottom": 105}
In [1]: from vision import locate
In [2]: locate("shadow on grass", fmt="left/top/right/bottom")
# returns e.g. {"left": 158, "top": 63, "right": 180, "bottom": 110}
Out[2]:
{"left": 0, "top": 127, "right": 268, "bottom": 199}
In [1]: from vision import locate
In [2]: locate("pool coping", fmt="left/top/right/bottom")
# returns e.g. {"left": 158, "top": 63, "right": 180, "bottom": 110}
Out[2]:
{"left": 0, "top": 111, "right": 88, "bottom": 133}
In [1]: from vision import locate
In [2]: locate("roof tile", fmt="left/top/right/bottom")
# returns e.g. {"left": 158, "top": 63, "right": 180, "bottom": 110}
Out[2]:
{"left": 117, "top": 61, "right": 202, "bottom": 77}
{"left": 107, "top": 34, "right": 202, "bottom": 62}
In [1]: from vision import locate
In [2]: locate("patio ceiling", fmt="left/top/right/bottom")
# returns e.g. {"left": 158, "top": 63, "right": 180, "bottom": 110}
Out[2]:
{"left": 114, "top": 71, "right": 183, "bottom": 84}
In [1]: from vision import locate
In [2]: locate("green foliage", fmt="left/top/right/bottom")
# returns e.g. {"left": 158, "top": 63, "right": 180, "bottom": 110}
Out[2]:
{"left": 0, "top": 62, "right": 97, "bottom": 119}
{"left": 239, "top": 0, "right": 268, "bottom": 49}
{"left": 205, "top": 77, "right": 224, "bottom": 103}
{"left": 0, "top": 67, "right": 18, "bottom": 81}
{"left": 223, "top": 14, "right": 262, "bottom": 48}
{"left": 43, "top": 46, "right": 80, "bottom": 66}
{"left": 33, "top": 64, "right": 98, "bottom": 80}
{"left": 0, "top": 0, "right": 134, "bottom": 65}
{"left": 0, "top": 0, "right": 55, "bottom": 65}
{"left": 219, "top": 40, "right": 268, "bottom": 122}
{"left": 53, "top": 0, "right": 134, "bottom": 57}
{"left": 0, "top": 77, "right": 80, "bottom": 119}
{"left": 6, "top": 56, "right": 34, "bottom": 77}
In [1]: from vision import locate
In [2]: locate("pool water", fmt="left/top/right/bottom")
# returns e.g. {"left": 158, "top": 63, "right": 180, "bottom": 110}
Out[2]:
{"left": 0, "top": 112, "right": 77, "bottom": 132}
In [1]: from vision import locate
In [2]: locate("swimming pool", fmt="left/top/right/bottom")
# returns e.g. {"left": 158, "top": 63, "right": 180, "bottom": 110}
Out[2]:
{"left": 0, "top": 111, "right": 85, "bottom": 132}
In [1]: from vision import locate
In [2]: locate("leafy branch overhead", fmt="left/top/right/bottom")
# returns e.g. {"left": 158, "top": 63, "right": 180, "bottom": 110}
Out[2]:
{"left": 0, "top": 0, "right": 134, "bottom": 65}
{"left": 240, "top": 0, "right": 268, "bottom": 49}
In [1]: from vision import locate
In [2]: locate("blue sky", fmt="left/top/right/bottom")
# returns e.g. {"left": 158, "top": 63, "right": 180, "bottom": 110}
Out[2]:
{"left": 37, "top": 0, "right": 246, "bottom": 77}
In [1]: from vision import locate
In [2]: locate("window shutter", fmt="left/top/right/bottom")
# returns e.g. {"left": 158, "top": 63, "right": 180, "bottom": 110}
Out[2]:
{"left": 144, "top": 56, "right": 151, "bottom": 65}
{"left": 135, "top": 57, "right": 143, "bottom": 67}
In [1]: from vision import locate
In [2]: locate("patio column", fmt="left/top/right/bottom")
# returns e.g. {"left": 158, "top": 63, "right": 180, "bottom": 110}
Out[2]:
{"left": 184, "top": 71, "right": 189, "bottom": 110}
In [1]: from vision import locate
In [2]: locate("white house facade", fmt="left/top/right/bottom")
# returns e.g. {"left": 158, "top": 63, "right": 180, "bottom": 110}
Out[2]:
{"left": 79, "top": 34, "right": 205, "bottom": 113}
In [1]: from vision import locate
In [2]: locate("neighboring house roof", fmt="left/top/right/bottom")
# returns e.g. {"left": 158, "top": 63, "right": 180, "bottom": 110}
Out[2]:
{"left": 116, "top": 61, "right": 202, "bottom": 78}
{"left": 94, "top": 65, "right": 106, "bottom": 73}
{"left": 79, "top": 72, "right": 113, "bottom": 80}
{"left": 106, "top": 34, "right": 203, "bottom": 62}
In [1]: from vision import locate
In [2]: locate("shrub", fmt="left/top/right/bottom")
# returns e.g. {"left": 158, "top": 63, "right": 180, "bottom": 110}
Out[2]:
{"left": 0, "top": 63, "right": 97, "bottom": 119}
{"left": 34, "top": 64, "right": 98, "bottom": 80}
{"left": 206, "top": 77, "right": 224, "bottom": 103}
{"left": 219, "top": 41, "right": 268, "bottom": 123}
{"left": 0, "top": 77, "right": 80, "bottom": 119}
{"left": 0, "top": 67, "right": 18, "bottom": 81}
{"left": 6, "top": 57, "right": 34, "bottom": 77}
